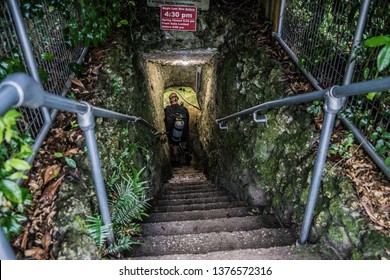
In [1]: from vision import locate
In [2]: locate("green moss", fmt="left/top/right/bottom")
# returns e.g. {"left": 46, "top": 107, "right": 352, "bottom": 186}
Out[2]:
{"left": 75, "top": 215, "right": 87, "bottom": 233}
{"left": 272, "top": 196, "right": 282, "bottom": 208}
{"left": 351, "top": 249, "right": 363, "bottom": 260}
{"left": 327, "top": 225, "right": 353, "bottom": 253}
{"left": 341, "top": 214, "right": 361, "bottom": 247}
{"left": 361, "top": 229, "right": 390, "bottom": 259}
{"left": 300, "top": 186, "right": 310, "bottom": 205}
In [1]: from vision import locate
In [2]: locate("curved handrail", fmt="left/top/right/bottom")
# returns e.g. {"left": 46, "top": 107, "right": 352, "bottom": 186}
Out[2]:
{"left": 0, "top": 73, "right": 160, "bottom": 135}
{"left": 215, "top": 77, "right": 390, "bottom": 126}
{"left": 215, "top": 76, "right": 390, "bottom": 245}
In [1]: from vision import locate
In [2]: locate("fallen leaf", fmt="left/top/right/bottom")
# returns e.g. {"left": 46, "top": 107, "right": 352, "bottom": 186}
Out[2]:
{"left": 379, "top": 204, "right": 390, "bottom": 214}
{"left": 64, "top": 148, "right": 79, "bottom": 157}
{"left": 21, "top": 230, "right": 29, "bottom": 251}
{"left": 40, "top": 175, "right": 65, "bottom": 202}
{"left": 24, "top": 247, "right": 47, "bottom": 260}
{"left": 70, "top": 78, "right": 85, "bottom": 89}
{"left": 43, "top": 165, "right": 61, "bottom": 185}
{"left": 91, "top": 64, "right": 102, "bottom": 75}
{"left": 42, "top": 231, "right": 52, "bottom": 251}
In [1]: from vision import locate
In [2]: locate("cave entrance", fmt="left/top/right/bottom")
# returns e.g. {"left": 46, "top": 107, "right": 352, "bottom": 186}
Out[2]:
{"left": 142, "top": 49, "right": 218, "bottom": 168}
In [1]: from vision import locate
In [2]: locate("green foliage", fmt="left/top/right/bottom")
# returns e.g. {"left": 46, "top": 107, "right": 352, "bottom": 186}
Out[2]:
{"left": 108, "top": 168, "right": 150, "bottom": 225}
{"left": 54, "top": 152, "right": 77, "bottom": 168}
{"left": 86, "top": 136, "right": 151, "bottom": 257}
{"left": 0, "top": 110, "right": 33, "bottom": 239}
{"left": 362, "top": 35, "right": 390, "bottom": 100}
{"left": 307, "top": 100, "right": 323, "bottom": 115}
{"left": 85, "top": 215, "right": 112, "bottom": 248}
{"left": 364, "top": 35, "right": 390, "bottom": 72}
{"left": 329, "top": 132, "right": 355, "bottom": 159}
{"left": 86, "top": 164, "right": 150, "bottom": 257}
{"left": 46, "top": 0, "right": 137, "bottom": 47}
{"left": 0, "top": 55, "right": 25, "bottom": 81}
{"left": 370, "top": 126, "right": 390, "bottom": 157}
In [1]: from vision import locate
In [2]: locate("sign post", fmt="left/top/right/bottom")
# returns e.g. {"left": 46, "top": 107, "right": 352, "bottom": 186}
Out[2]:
{"left": 160, "top": 5, "right": 197, "bottom": 31}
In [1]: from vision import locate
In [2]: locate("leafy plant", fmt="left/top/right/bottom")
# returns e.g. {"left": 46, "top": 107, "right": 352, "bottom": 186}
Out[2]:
{"left": 370, "top": 126, "right": 390, "bottom": 166}
{"left": 329, "top": 132, "right": 355, "bottom": 159}
{"left": 363, "top": 35, "right": 390, "bottom": 100}
{"left": 0, "top": 56, "right": 25, "bottom": 80}
{"left": 364, "top": 35, "right": 390, "bottom": 73}
{"left": 46, "top": 0, "right": 137, "bottom": 47}
{"left": 0, "top": 110, "right": 34, "bottom": 239}
{"left": 86, "top": 167, "right": 149, "bottom": 257}
{"left": 307, "top": 100, "right": 323, "bottom": 115}
{"left": 108, "top": 168, "right": 150, "bottom": 224}
{"left": 54, "top": 152, "right": 77, "bottom": 168}
{"left": 85, "top": 215, "right": 112, "bottom": 248}
{"left": 67, "top": 92, "right": 77, "bottom": 100}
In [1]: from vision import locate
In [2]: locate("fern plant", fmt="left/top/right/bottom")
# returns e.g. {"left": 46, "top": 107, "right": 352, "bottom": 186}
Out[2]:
{"left": 86, "top": 166, "right": 150, "bottom": 257}
{"left": 85, "top": 215, "right": 112, "bottom": 248}
{"left": 108, "top": 168, "right": 149, "bottom": 224}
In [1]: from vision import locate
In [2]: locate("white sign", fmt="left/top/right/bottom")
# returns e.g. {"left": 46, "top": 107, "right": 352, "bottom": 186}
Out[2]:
{"left": 147, "top": 0, "right": 209, "bottom": 11}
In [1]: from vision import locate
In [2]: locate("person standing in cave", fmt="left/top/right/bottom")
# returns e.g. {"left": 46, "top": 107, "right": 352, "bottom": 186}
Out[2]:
{"left": 164, "top": 92, "right": 191, "bottom": 167}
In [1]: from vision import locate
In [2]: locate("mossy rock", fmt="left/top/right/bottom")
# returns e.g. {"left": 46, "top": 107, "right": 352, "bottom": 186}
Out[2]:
{"left": 360, "top": 229, "right": 390, "bottom": 260}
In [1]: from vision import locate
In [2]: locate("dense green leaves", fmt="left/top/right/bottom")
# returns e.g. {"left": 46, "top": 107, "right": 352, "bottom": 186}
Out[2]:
{"left": 0, "top": 109, "right": 33, "bottom": 240}
{"left": 64, "top": 157, "right": 77, "bottom": 168}
{"left": 1, "top": 179, "right": 23, "bottom": 203}
{"left": 377, "top": 45, "right": 390, "bottom": 72}
{"left": 364, "top": 36, "right": 390, "bottom": 47}
{"left": 364, "top": 35, "right": 390, "bottom": 73}
{"left": 48, "top": 0, "right": 138, "bottom": 47}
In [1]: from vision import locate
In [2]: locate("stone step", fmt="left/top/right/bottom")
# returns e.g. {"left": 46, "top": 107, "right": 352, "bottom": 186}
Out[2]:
{"left": 129, "top": 228, "right": 296, "bottom": 257}
{"left": 151, "top": 201, "right": 247, "bottom": 213}
{"left": 161, "top": 186, "right": 219, "bottom": 196}
{"left": 130, "top": 245, "right": 338, "bottom": 260}
{"left": 163, "top": 183, "right": 216, "bottom": 192}
{"left": 141, "top": 215, "right": 280, "bottom": 236}
{"left": 155, "top": 195, "right": 234, "bottom": 206}
{"left": 166, "top": 181, "right": 212, "bottom": 187}
{"left": 146, "top": 207, "right": 258, "bottom": 223}
{"left": 160, "top": 190, "right": 226, "bottom": 200}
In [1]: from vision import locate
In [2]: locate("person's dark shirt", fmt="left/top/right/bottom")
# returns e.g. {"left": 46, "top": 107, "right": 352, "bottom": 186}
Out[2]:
{"left": 164, "top": 103, "right": 189, "bottom": 142}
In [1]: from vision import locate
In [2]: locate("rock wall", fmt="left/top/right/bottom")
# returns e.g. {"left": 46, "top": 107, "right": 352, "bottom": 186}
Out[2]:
{"left": 53, "top": 2, "right": 389, "bottom": 259}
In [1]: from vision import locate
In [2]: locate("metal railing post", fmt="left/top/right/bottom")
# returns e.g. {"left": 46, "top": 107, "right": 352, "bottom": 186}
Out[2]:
{"left": 0, "top": 84, "right": 20, "bottom": 115}
{"left": 0, "top": 229, "right": 16, "bottom": 260}
{"left": 276, "top": 0, "right": 286, "bottom": 36}
{"left": 6, "top": 0, "right": 51, "bottom": 123}
{"left": 342, "top": 0, "right": 371, "bottom": 86}
{"left": 299, "top": 87, "right": 343, "bottom": 244}
{"left": 77, "top": 102, "right": 114, "bottom": 245}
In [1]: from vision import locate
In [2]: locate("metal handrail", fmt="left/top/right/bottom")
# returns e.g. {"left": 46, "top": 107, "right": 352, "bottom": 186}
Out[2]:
{"left": 0, "top": 73, "right": 161, "bottom": 258}
{"left": 216, "top": 77, "right": 390, "bottom": 126}
{"left": 0, "top": 73, "right": 159, "bottom": 133}
{"left": 216, "top": 76, "right": 390, "bottom": 245}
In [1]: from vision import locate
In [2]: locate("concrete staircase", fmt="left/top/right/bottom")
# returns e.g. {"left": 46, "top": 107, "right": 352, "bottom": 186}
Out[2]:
{"left": 128, "top": 166, "right": 337, "bottom": 259}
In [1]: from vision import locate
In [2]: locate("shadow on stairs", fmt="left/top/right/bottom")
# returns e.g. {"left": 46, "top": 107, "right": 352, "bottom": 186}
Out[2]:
{"left": 126, "top": 166, "right": 337, "bottom": 260}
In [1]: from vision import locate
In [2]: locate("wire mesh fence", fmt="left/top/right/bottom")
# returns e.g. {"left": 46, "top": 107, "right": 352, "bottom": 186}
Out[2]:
{"left": 0, "top": 0, "right": 84, "bottom": 138}
{"left": 279, "top": 0, "right": 390, "bottom": 161}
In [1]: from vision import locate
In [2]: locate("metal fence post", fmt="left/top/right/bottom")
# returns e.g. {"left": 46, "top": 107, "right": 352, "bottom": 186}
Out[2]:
{"left": 338, "top": 0, "right": 390, "bottom": 179}
{"left": 342, "top": 0, "right": 371, "bottom": 86}
{"left": 276, "top": 0, "right": 286, "bottom": 36}
{"left": 299, "top": 87, "right": 343, "bottom": 244}
{"left": 6, "top": 0, "right": 51, "bottom": 123}
{"left": 77, "top": 102, "right": 114, "bottom": 245}
{"left": 0, "top": 229, "right": 16, "bottom": 260}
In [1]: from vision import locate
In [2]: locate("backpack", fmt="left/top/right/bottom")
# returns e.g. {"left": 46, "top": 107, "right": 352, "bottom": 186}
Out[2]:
{"left": 171, "top": 113, "right": 185, "bottom": 143}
